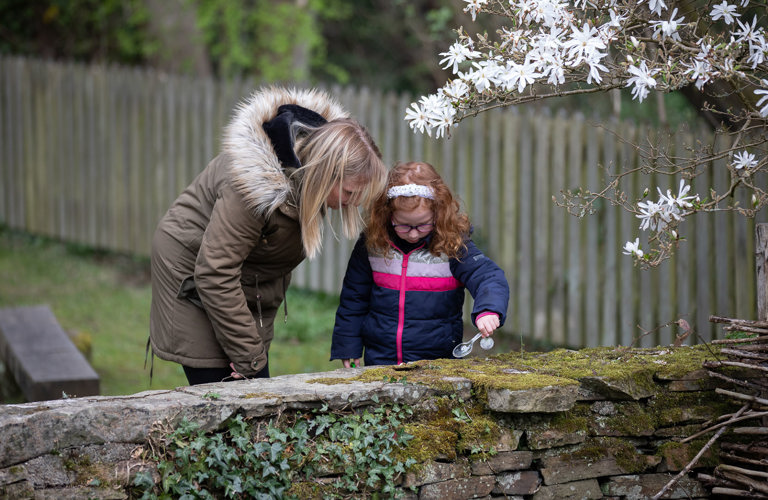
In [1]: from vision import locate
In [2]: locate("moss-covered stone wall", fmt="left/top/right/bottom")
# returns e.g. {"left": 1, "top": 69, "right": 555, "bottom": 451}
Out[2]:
{"left": 0, "top": 346, "right": 740, "bottom": 499}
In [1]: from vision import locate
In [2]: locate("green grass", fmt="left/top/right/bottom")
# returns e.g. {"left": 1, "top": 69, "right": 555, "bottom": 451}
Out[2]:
{"left": 0, "top": 227, "right": 341, "bottom": 399}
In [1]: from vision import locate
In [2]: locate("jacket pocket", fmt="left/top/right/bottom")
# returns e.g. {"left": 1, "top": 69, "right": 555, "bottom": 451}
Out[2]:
{"left": 176, "top": 276, "right": 204, "bottom": 309}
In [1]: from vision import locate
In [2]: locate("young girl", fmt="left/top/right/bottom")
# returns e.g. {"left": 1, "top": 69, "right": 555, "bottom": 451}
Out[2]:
{"left": 331, "top": 161, "right": 509, "bottom": 367}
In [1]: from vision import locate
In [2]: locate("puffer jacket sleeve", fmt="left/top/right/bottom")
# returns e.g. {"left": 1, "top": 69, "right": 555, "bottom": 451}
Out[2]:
{"left": 450, "top": 240, "right": 510, "bottom": 327}
{"left": 194, "top": 185, "right": 268, "bottom": 376}
{"left": 330, "top": 235, "right": 372, "bottom": 361}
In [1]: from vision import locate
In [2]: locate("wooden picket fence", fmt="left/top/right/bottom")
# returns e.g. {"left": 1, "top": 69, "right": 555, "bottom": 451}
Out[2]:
{"left": 1, "top": 55, "right": 763, "bottom": 347}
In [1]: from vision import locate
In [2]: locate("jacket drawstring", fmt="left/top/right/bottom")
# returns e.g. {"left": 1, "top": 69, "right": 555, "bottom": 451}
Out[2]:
{"left": 144, "top": 336, "right": 155, "bottom": 385}
{"left": 282, "top": 275, "right": 288, "bottom": 323}
{"left": 255, "top": 278, "right": 263, "bottom": 327}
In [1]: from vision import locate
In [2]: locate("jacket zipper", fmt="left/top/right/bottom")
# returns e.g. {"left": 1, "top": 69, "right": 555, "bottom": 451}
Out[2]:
{"left": 392, "top": 242, "right": 425, "bottom": 365}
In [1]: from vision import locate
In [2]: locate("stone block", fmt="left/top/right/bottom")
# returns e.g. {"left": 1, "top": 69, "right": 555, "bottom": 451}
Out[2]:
{"left": 494, "top": 428, "right": 524, "bottom": 452}
{"left": 402, "top": 459, "right": 469, "bottom": 488}
{"left": 470, "top": 451, "right": 533, "bottom": 475}
{"left": 527, "top": 426, "right": 587, "bottom": 450}
{"left": 531, "top": 478, "right": 603, "bottom": 500}
{"left": 602, "top": 473, "right": 708, "bottom": 499}
{"left": 417, "top": 475, "right": 495, "bottom": 500}
{"left": 492, "top": 470, "right": 542, "bottom": 495}
{"left": 579, "top": 374, "right": 657, "bottom": 400}
{"left": 485, "top": 383, "right": 579, "bottom": 413}
{"left": 540, "top": 456, "right": 625, "bottom": 485}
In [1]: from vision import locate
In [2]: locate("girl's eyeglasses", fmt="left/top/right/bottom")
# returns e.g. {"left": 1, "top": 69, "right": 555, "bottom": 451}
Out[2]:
{"left": 391, "top": 219, "right": 434, "bottom": 233}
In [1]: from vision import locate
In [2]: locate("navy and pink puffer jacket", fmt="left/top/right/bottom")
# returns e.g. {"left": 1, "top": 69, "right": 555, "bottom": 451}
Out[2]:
{"left": 331, "top": 234, "right": 509, "bottom": 366}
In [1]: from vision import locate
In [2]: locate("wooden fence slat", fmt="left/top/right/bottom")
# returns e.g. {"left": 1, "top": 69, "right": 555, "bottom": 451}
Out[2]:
{"left": 566, "top": 113, "right": 585, "bottom": 348}
{"left": 584, "top": 119, "right": 600, "bottom": 347}
{"left": 533, "top": 111, "right": 550, "bottom": 340}
{"left": 517, "top": 111, "right": 534, "bottom": 339}
{"left": 549, "top": 111, "right": 567, "bottom": 345}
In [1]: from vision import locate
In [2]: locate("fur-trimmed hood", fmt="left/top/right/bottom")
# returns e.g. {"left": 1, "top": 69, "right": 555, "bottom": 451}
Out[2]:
{"left": 223, "top": 87, "right": 348, "bottom": 215}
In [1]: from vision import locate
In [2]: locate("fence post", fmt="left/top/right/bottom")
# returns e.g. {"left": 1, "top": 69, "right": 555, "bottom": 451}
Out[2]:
{"left": 757, "top": 223, "right": 768, "bottom": 321}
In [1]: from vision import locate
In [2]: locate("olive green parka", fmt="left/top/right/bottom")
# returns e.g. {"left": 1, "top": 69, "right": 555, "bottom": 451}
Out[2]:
{"left": 149, "top": 87, "right": 348, "bottom": 376}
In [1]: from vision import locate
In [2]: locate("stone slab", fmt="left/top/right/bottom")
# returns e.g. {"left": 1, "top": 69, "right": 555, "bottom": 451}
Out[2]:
{"left": 0, "top": 305, "right": 99, "bottom": 402}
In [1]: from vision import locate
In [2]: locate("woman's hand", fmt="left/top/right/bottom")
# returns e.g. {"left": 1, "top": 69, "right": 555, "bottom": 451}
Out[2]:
{"left": 342, "top": 358, "right": 361, "bottom": 368}
{"left": 476, "top": 313, "right": 500, "bottom": 337}
{"left": 229, "top": 362, "right": 245, "bottom": 379}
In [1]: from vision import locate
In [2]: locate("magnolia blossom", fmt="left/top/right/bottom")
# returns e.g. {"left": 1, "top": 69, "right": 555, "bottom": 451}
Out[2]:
{"left": 622, "top": 238, "right": 644, "bottom": 258}
{"left": 440, "top": 41, "right": 480, "bottom": 74}
{"left": 756, "top": 80, "right": 768, "bottom": 117}
{"left": 650, "top": 8, "right": 684, "bottom": 41}
{"left": 626, "top": 61, "right": 659, "bottom": 102}
{"left": 733, "top": 150, "right": 758, "bottom": 170}
{"left": 710, "top": 1, "right": 740, "bottom": 24}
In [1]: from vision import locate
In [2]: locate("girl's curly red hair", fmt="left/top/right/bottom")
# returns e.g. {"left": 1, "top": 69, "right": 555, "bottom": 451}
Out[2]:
{"left": 366, "top": 161, "right": 470, "bottom": 259}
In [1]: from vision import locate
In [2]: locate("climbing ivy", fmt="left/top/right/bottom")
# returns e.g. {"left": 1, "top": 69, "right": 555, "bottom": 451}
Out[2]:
{"left": 132, "top": 402, "right": 417, "bottom": 499}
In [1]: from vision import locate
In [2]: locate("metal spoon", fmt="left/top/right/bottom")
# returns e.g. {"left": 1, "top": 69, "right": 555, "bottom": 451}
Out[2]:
{"left": 453, "top": 333, "right": 495, "bottom": 358}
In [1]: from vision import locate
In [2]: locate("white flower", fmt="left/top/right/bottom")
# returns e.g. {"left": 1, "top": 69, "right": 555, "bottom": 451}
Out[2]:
{"left": 645, "top": 0, "right": 668, "bottom": 16}
{"left": 733, "top": 150, "right": 758, "bottom": 169}
{"left": 500, "top": 61, "right": 541, "bottom": 93}
{"left": 405, "top": 102, "right": 431, "bottom": 136}
{"left": 439, "top": 41, "right": 480, "bottom": 74}
{"left": 658, "top": 180, "right": 698, "bottom": 209}
{"left": 684, "top": 59, "right": 713, "bottom": 90}
{"left": 563, "top": 23, "right": 607, "bottom": 65}
{"left": 463, "top": 0, "right": 488, "bottom": 21}
{"left": 650, "top": 8, "right": 684, "bottom": 41}
{"left": 710, "top": 1, "right": 740, "bottom": 24}
{"left": 585, "top": 52, "right": 608, "bottom": 84}
{"left": 465, "top": 61, "right": 499, "bottom": 93}
{"left": 428, "top": 104, "right": 457, "bottom": 139}
{"left": 440, "top": 79, "right": 470, "bottom": 100}
{"left": 622, "top": 238, "right": 644, "bottom": 258}
{"left": 637, "top": 200, "right": 663, "bottom": 231}
{"left": 755, "top": 80, "right": 768, "bottom": 117}
{"left": 626, "top": 60, "right": 658, "bottom": 102}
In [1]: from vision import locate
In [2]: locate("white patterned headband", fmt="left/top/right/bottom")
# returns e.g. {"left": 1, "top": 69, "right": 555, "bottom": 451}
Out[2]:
{"left": 386, "top": 184, "right": 435, "bottom": 200}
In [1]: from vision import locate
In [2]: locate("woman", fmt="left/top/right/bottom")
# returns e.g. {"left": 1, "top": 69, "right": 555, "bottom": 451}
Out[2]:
{"left": 149, "top": 87, "right": 387, "bottom": 385}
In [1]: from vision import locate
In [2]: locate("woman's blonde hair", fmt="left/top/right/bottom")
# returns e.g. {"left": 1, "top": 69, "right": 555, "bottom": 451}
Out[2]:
{"left": 366, "top": 161, "right": 470, "bottom": 259}
{"left": 294, "top": 119, "right": 387, "bottom": 259}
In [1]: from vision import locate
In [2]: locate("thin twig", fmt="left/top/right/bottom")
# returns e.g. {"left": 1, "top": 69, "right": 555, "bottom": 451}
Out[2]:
{"left": 711, "top": 335, "right": 768, "bottom": 345}
{"left": 718, "top": 470, "right": 768, "bottom": 495}
{"left": 716, "top": 388, "right": 768, "bottom": 407}
{"left": 710, "top": 316, "right": 768, "bottom": 328}
{"left": 707, "top": 360, "right": 768, "bottom": 373}
{"left": 680, "top": 405, "right": 754, "bottom": 443}
{"left": 652, "top": 405, "right": 749, "bottom": 499}
{"left": 711, "top": 486, "right": 768, "bottom": 498}
{"left": 706, "top": 370, "right": 755, "bottom": 389}
{"left": 721, "top": 348, "right": 768, "bottom": 361}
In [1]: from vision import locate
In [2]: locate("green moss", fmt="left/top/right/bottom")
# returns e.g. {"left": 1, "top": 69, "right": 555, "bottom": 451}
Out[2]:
{"left": 550, "top": 410, "right": 590, "bottom": 435}
{"left": 657, "top": 439, "right": 720, "bottom": 470}
{"left": 649, "top": 391, "right": 735, "bottom": 426}
{"left": 305, "top": 377, "right": 354, "bottom": 385}
{"left": 239, "top": 392, "right": 283, "bottom": 399}
{"left": 598, "top": 403, "right": 656, "bottom": 436}
{"left": 495, "top": 345, "right": 720, "bottom": 381}
{"left": 333, "top": 346, "right": 720, "bottom": 399}
{"left": 285, "top": 480, "right": 333, "bottom": 499}
{"left": 565, "top": 437, "right": 651, "bottom": 474}
{"left": 398, "top": 422, "right": 458, "bottom": 463}
{"left": 456, "top": 413, "right": 502, "bottom": 454}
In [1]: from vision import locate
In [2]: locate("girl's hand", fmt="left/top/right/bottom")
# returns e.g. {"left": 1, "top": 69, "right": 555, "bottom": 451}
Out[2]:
{"left": 476, "top": 313, "right": 500, "bottom": 337}
{"left": 342, "top": 358, "right": 361, "bottom": 368}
